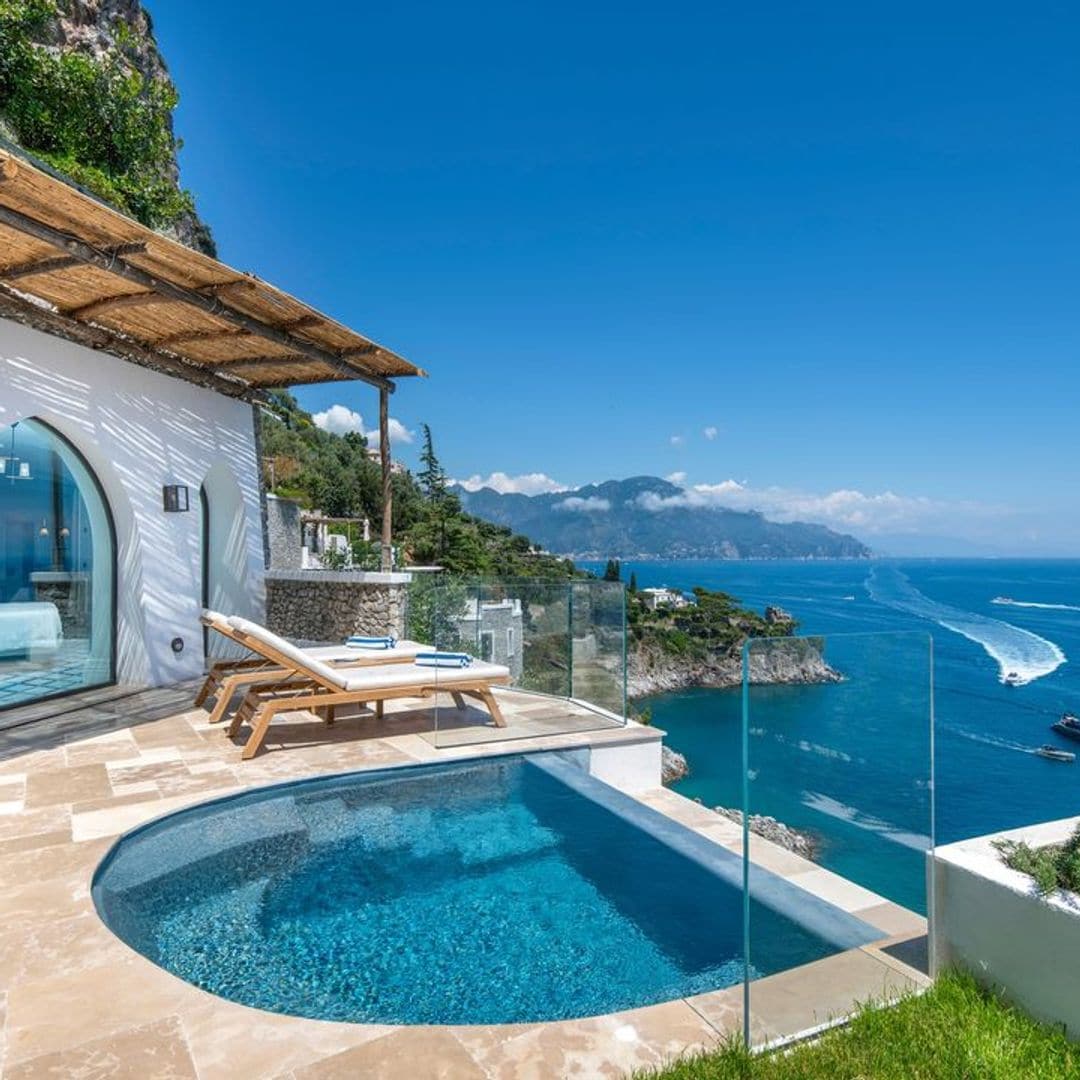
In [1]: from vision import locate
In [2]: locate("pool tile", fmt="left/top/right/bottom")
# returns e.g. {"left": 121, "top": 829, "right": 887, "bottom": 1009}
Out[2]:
{"left": 2, "top": 1015, "right": 197, "bottom": 1079}
{"left": 785, "top": 867, "right": 886, "bottom": 912}
{"left": 288, "top": 1027, "right": 487, "bottom": 1079}
{"left": 25, "top": 763, "right": 111, "bottom": 809}
{"left": 181, "top": 999, "right": 394, "bottom": 1080}
{"left": 3, "top": 957, "right": 195, "bottom": 1065}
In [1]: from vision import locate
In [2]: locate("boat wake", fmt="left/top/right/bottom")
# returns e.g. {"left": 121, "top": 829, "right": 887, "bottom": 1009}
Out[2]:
{"left": 867, "top": 567, "right": 1066, "bottom": 686}
{"left": 942, "top": 722, "right": 1032, "bottom": 755}
{"left": 992, "top": 597, "right": 1080, "bottom": 613}
{"left": 801, "top": 792, "right": 930, "bottom": 851}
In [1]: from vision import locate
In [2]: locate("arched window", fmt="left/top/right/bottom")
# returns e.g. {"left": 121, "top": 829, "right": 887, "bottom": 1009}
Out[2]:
{"left": 0, "top": 418, "right": 116, "bottom": 712}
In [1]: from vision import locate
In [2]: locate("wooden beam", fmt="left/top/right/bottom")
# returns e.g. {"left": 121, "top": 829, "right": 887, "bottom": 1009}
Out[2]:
{"left": 0, "top": 286, "right": 264, "bottom": 401}
{"left": 0, "top": 202, "right": 396, "bottom": 393}
{"left": 380, "top": 385, "right": 393, "bottom": 571}
{"left": 66, "top": 290, "right": 165, "bottom": 321}
{"left": 0, "top": 242, "right": 146, "bottom": 282}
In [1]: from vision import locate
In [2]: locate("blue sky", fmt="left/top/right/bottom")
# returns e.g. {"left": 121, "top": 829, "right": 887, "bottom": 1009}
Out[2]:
{"left": 148, "top": 2, "right": 1080, "bottom": 555}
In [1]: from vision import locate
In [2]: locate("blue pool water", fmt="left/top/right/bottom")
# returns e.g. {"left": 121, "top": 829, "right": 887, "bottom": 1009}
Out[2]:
{"left": 92, "top": 754, "right": 877, "bottom": 1025}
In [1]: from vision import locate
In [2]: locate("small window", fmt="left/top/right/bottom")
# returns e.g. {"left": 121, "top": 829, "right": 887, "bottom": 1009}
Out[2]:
{"left": 480, "top": 631, "right": 494, "bottom": 662}
{"left": 506, "top": 627, "right": 515, "bottom": 657}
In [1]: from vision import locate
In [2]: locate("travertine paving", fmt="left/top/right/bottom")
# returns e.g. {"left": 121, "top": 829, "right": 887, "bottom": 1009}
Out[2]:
{"left": 0, "top": 684, "right": 928, "bottom": 1078}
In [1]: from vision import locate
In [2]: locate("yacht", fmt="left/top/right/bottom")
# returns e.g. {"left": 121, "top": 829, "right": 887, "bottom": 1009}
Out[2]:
{"left": 1051, "top": 713, "right": 1080, "bottom": 742}
{"left": 1035, "top": 744, "right": 1075, "bottom": 763}
{"left": 1004, "top": 671, "right": 1024, "bottom": 687}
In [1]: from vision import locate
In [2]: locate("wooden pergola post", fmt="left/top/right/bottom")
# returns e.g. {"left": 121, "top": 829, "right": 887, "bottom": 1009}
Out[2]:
{"left": 379, "top": 385, "right": 393, "bottom": 570}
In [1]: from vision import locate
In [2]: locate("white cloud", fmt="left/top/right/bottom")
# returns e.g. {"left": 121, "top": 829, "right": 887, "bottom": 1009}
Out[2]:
{"left": 311, "top": 404, "right": 363, "bottom": 435}
{"left": 634, "top": 478, "right": 1001, "bottom": 537}
{"left": 665, "top": 471, "right": 687, "bottom": 486}
{"left": 554, "top": 496, "right": 611, "bottom": 513}
{"left": 312, "top": 404, "right": 414, "bottom": 446}
{"left": 703, "top": 425, "right": 719, "bottom": 441}
{"left": 454, "top": 471, "right": 568, "bottom": 496}
{"left": 669, "top": 434, "right": 685, "bottom": 447}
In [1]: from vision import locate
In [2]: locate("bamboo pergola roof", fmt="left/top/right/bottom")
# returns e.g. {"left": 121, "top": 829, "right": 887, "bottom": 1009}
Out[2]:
{"left": 0, "top": 149, "right": 425, "bottom": 399}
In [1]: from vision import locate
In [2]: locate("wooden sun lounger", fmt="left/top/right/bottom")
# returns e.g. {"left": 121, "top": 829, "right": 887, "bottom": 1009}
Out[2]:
{"left": 222, "top": 617, "right": 512, "bottom": 760}
{"left": 194, "top": 611, "right": 426, "bottom": 725}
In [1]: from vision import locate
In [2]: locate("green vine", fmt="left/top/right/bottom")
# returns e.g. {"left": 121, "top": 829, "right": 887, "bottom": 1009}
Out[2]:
{"left": 0, "top": 0, "right": 197, "bottom": 231}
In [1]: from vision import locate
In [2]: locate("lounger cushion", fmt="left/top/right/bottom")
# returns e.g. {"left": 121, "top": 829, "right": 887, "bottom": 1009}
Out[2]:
{"left": 334, "top": 659, "right": 511, "bottom": 693}
{"left": 306, "top": 641, "right": 426, "bottom": 662}
{"left": 229, "top": 617, "right": 347, "bottom": 687}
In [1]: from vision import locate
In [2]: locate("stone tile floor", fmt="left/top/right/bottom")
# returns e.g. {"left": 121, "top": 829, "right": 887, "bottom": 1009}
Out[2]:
{"left": 0, "top": 683, "right": 929, "bottom": 1078}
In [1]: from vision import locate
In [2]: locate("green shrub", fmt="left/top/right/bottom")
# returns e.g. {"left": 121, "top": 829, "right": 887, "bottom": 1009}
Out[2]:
{"left": 996, "top": 822, "right": 1080, "bottom": 895}
{"left": 0, "top": 0, "right": 195, "bottom": 229}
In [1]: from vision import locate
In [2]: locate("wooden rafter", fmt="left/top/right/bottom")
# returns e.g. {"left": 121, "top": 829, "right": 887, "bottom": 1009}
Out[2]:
{"left": 0, "top": 242, "right": 146, "bottom": 282}
{"left": 66, "top": 290, "right": 164, "bottom": 321}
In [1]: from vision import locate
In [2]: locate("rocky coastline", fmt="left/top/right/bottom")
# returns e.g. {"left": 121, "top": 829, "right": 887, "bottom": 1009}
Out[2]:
{"left": 712, "top": 808, "right": 819, "bottom": 860}
{"left": 628, "top": 634, "right": 840, "bottom": 698}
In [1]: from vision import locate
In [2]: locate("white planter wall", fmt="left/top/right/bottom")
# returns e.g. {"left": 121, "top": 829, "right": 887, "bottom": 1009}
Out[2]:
{"left": 931, "top": 815, "right": 1080, "bottom": 1039}
{"left": 1, "top": 319, "right": 266, "bottom": 688}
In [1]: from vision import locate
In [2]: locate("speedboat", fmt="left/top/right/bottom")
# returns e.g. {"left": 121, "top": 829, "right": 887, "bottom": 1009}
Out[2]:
{"left": 1035, "top": 745, "right": 1075, "bottom": 763}
{"left": 1004, "top": 671, "right": 1024, "bottom": 687}
{"left": 1052, "top": 714, "right": 1080, "bottom": 742}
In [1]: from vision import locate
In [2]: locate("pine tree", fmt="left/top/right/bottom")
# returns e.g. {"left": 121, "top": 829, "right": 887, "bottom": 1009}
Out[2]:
{"left": 603, "top": 558, "right": 622, "bottom": 582}
{"left": 417, "top": 423, "right": 448, "bottom": 501}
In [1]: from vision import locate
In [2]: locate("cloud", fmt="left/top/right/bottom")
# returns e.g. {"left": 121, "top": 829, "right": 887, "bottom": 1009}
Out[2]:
{"left": 665, "top": 471, "right": 687, "bottom": 486}
{"left": 311, "top": 404, "right": 363, "bottom": 435}
{"left": 669, "top": 434, "right": 685, "bottom": 447}
{"left": 312, "top": 404, "right": 414, "bottom": 446}
{"left": 554, "top": 496, "right": 611, "bottom": 513}
{"left": 634, "top": 478, "right": 1003, "bottom": 537}
{"left": 703, "top": 425, "right": 719, "bottom": 441}
{"left": 454, "top": 471, "right": 568, "bottom": 496}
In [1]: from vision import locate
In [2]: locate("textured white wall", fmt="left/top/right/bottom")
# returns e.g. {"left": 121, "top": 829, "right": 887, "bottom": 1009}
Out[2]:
{"left": 0, "top": 319, "right": 266, "bottom": 688}
{"left": 932, "top": 815, "right": 1080, "bottom": 1039}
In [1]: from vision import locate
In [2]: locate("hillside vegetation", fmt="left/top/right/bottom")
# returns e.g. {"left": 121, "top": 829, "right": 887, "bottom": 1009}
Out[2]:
{"left": 0, "top": 0, "right": 214, "bottom": 251}
{"left": 259, "top": 392, "right": 576, "bottom": 580}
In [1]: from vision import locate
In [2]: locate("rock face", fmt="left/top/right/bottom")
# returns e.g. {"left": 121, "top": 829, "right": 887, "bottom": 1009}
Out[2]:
{"left": 628, "top": 636, "right": 840, "bottom": 698}
{"left": 714, "top": 807, "right": 819, "bottom": 861}
{"left": 661, "top": 746, "right": 689, "bottom": 784}
{"left": 15, "top": 0, "right": 215, "bottom": 254}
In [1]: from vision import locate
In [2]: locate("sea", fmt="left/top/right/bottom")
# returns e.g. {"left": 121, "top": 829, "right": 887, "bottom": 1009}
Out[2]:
{"left": 581, "top": 558, "right": 1080, "bottom": 912}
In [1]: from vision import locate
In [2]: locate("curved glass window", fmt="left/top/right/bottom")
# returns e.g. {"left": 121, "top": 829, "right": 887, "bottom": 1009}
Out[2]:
{"left": 0, "top": 419, "right": 115, "bottom": 712}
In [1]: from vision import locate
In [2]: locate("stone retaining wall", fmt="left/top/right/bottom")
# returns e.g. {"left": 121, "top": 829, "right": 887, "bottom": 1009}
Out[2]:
{"left": 265, "top": 571, "right": 410, "bottom": 642}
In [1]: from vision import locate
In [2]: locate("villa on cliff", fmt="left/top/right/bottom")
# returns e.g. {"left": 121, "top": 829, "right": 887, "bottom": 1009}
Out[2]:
{"left": 0, "top": 148, "right": 424, "bottom": 714}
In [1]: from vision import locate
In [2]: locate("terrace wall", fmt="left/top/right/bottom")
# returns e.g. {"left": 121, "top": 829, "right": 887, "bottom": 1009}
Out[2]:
{"left": 265, "top": 570, "right": 410, "bottom": 643}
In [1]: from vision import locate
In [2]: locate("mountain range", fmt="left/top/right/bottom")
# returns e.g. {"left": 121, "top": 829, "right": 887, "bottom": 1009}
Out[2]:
{"left": 454, "top": 476, "right": 872, "bottom": 560}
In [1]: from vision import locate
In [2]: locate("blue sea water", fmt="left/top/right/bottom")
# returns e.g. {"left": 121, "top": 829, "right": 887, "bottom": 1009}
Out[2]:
{"left": 583, "top": 558, "right": 1080, "bottom": 912}
{"left": 93, "top": 755, "right": 853, "bottom": 1024}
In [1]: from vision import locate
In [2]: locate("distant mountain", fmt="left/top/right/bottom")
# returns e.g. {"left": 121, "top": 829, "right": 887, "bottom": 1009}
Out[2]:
{"left": 454, "top": 476, "right": 872, "bottom": 560}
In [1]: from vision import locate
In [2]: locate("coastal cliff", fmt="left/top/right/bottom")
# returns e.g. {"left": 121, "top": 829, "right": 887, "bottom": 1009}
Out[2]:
{"left": 629, "top": 634, "right": 839, "bottom": 697}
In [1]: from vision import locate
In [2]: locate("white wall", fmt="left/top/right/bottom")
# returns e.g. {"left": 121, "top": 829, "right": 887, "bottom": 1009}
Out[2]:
{"left": 932, "top": 816, "right": 1080, "bottom": 1039}
{"left": 0, "top": 319, "right": 266, "bottom": 688}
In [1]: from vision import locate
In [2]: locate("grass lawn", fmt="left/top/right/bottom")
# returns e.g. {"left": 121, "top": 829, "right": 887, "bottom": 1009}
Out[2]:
{"left": 637, "top": 973, "right": 1080, "bottom": 1079}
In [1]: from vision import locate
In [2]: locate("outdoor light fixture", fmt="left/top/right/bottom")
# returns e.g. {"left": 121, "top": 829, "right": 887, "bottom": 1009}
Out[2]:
{"left": 1, "top": 421, "right": 31, "bottom": 483}
{"left": 162, "top": 484, "right": 190, "bottom": 512}
{"left": 39, "top": 519, "right": 49, "bottom": 538}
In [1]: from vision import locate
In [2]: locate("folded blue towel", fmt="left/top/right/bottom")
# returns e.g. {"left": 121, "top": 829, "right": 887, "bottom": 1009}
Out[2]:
{"left": 414, "top": 652, "right": 473, "bottom": 669}
{"left": 345, "top": 635, "right": 397, "bottom": 649}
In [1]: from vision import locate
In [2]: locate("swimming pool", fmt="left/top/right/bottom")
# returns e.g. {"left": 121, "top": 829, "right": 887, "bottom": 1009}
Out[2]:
{"left": 92, "top": 753, "right": 880, "bottom": 1025}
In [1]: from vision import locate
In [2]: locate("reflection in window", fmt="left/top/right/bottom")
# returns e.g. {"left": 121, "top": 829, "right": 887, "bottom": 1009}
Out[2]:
{"left": 0, "top": 419, "right": 115, "bottom": 712}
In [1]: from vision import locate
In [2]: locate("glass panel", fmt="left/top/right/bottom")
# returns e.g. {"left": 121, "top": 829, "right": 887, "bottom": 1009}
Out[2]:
{"left": 404, "top": 577, "right": 629, "bottom": 749}
{"left": 741, "top": 632, "right": 933, "bottom": 1046}
{"left": 0, "top": 419, "right": 115, "bottom": 713}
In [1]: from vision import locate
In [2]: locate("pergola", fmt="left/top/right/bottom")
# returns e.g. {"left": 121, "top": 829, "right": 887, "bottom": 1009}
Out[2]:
{"left": 0, "top": 149, "right": 425, "bottom": 570}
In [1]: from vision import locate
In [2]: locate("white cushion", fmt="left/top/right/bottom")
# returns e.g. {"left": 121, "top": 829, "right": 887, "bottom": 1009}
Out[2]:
{"left": 306, "top": 640, "right": 428, "bottom": 662}
{"left": 336, "top": 659, "right": 510, "bottom": 693}
{"left": 228, "top": 616, "right": 348, "bottom": 688}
